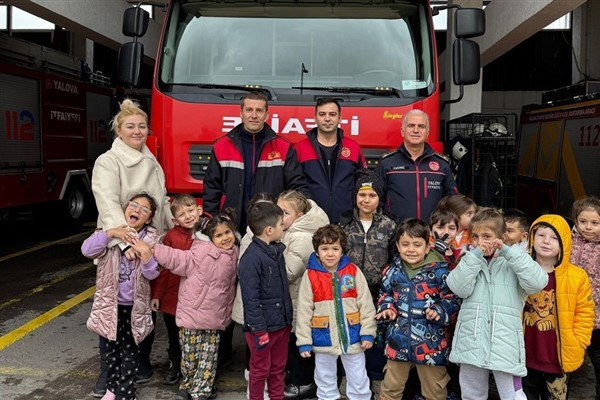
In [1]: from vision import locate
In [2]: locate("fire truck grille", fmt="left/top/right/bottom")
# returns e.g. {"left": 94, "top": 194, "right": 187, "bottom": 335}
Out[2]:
{"left": 189, "top": 145, "right": 213, "bottom": 181}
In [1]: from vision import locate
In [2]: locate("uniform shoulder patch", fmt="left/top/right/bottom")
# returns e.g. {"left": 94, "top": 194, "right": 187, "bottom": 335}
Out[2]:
{"left": 380, "top": 150, "right": 398, "bottom": 159}
{"left": 433, "top": 152, "right": 450, "bottom": 162}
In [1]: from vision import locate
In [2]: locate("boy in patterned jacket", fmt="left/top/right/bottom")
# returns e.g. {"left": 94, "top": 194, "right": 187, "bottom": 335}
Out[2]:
{"left": 296, "top": 224, "right": 376, "bottom": 400}
{"left": 377, "top": 218, "right": 460, "bottom": 400}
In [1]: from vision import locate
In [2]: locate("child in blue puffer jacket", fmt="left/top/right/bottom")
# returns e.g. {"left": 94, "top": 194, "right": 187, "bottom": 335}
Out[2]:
{"left": 376, "top": 218, "right": 460, "bottom": 400}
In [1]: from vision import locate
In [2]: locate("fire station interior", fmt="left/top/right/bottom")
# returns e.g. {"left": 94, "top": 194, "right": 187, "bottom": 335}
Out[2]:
{"left": 2, "top": 2, "right": 600, "bottom": 399}
{"left": 2, "top": 0, "right": 599, "bottom": 215}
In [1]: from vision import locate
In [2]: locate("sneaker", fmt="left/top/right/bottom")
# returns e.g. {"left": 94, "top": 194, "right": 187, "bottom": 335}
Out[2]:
{"left": 137, "top": 358, "right": 153, "bottom": 384}
{"left": 163, "top": 362, "right": 181, "bottom": 385}
{"left": 284, "top": 383, "right": 317, "bottom": 399}
{"left": 92, "top": 370, "right": 107, "bottom": 398}
{"left": 137, "top": 369, "right": 153, "bottom": 384}
{"left": 447, "top": 392, "right": 461, "bottom": 400}
{"left": 175, "top": 389, "right": 192, "bottom": 400}
{"left": 137, "top": 362, "right": 153, "bottom": 384}
{"left": 92, "top": 381, "right": 106, "bottom": 398}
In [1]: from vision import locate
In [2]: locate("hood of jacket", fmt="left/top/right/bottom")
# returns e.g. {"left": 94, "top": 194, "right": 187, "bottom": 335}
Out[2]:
{"left": 307, "top": 252, "right": 352, "bottom": 273}
{"left": 529, "top": 214, "right": 571, "bottom": 268}
{"left": 285, "top": 199, "right": 330, "bottom": 236}
{"left": 400, "top": 248, "right": 446, "bottom": 271}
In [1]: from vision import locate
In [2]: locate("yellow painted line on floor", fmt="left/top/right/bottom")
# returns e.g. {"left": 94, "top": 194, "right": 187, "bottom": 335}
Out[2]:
{"left": 0, "top": 231, "right": 89, "bottom": 263}
{"left": 0, "top": 286, "right": 96, "bottom": 351}
{"left": 0, "top": 263, "right": 93, "bottom": 310}
{"left": 0, "top": 365, "right": 97, "bottom": 379}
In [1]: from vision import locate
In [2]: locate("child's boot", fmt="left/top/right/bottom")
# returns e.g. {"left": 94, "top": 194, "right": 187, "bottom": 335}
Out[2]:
{"left": 163, "top": 347, "right": 182, "bottom": 385}
{"left": 93, "top": 337, "right": 109, "bottom": 398}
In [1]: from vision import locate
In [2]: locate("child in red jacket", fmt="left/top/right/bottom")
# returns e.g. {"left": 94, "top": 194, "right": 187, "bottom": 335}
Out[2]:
{"left": 151, "top": 194, "right": 203, "bottom": 386}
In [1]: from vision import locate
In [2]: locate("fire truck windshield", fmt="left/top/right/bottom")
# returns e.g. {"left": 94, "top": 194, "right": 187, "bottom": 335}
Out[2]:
{"left": 158, "top": 1, "right": 435, "bottom": 98}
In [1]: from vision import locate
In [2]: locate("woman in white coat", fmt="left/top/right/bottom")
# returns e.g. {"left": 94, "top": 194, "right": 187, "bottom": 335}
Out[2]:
{"left": 90, "top": 99, "right": 173, "bottom": 397}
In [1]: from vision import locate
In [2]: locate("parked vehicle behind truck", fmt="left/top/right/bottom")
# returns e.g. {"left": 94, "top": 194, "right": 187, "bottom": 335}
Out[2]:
{"left": 517, "top": 89, "right": 600, "bottom": 218}
{"left": 0, "top": 33, "right": 113, "bottom": 223}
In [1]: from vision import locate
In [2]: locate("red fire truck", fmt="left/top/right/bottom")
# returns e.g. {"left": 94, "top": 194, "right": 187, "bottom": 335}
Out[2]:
{"left": 120, "top": 0, "right": 484, "bottom": 198}
{"left": 0, "top": 34, "right": 113, "bottom": 223}
{"left": 517, "top": 91, "right": 600, "bottom": 218}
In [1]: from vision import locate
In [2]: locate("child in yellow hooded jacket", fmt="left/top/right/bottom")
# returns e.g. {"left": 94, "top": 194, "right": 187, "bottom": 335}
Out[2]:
{"left": 522, "top": 214, "right": 595, "bottom": 400}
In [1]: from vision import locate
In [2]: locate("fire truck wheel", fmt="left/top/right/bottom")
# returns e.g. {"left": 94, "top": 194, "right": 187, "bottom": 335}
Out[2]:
{"left": 63, "top": 184, "right": 87, "bottom": 223}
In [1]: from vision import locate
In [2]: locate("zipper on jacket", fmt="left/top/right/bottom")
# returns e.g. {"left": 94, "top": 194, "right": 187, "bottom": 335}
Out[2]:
{"left": 491, "top": 307, "right": 497, "bottom": 343}
{"left": 332, "top": 271, "right": 348, "bottom": 353}
{"left": 414, "top": 160, "right": 421, "bottom": 219}
{"left": 474, "top": 304, "right": 480, "bottom": 340}
{"left": 327, "top": 159, "right": 333, "bottom": 214}
{"left": 554, "top": 285, "right": 565, "bottom": 373}
{"left": 268, "top": 266, "right": 272, "bottom": 288}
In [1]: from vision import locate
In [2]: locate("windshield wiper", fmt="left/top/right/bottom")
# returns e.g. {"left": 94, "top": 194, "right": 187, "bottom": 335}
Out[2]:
{"left": 291, "top": 86, "right": 404, "bottom": 98}
{"left": 195, "top": 83, "right": 277, "bottom": 100}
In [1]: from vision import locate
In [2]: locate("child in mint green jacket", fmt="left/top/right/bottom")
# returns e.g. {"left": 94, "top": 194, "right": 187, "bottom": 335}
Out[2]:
{"left": 447, "top": 208, "right": 547, "bottom": 400}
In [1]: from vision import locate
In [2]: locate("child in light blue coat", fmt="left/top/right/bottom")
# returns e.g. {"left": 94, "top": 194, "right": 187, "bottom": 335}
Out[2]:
{"left": 447, "top": 208, "right": 547, "bottom": 400}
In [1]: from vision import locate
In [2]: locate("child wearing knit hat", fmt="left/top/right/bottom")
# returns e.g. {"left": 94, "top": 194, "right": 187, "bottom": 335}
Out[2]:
{"left": 339, "top": 168, "right": 398, "bottom": 399}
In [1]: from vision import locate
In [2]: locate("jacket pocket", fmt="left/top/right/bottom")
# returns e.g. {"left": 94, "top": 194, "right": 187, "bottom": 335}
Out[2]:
{"left": 346, "top": 311, "right": 361, "bottom": 344}
{"left": 311, "top": 315, "right": 332, "bottom": 347}
{"left": 261, "top": 298, "right": 283, "bottom": 328}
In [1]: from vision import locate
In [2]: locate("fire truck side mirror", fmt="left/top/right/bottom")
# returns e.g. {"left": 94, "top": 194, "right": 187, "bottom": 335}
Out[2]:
{"left": 452, "top": 39, "right": 480, "bottom": 85}
{"left": 454, "top": 8, "right": 485, "bottom": 38}
{"left": 118, "top": 42, "right": 144, "bottom": 86}
{"left": 123, "top": 7, "right": 150, "bottom": 37}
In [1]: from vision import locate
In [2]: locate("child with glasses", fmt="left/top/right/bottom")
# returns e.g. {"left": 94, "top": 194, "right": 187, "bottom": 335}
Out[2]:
{"left": 83, "top": 193, "right": 161, "bottom": 400}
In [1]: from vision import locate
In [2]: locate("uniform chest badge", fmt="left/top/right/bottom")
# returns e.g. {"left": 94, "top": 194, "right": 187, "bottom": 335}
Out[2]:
{"left": 429, "top": 161, "right": 440, "bottom": 171}
{"left": 340, "top": 146, "right": 351, "bottom": 158}
{"left": 268, "top": 151, "right": 282, "bottom": 160}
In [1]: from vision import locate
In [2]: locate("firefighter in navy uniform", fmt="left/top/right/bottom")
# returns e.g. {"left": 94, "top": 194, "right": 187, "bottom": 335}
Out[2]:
{"left": 377, "top": 109, "right": 458, "bottom": 223}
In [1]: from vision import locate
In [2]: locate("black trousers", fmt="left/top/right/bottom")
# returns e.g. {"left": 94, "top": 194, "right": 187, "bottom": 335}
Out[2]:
{"left": 522, "top": 367, "right": 568, "bottom": 400}
{"left": 105, "top": 305, "right": 139, "bottom": 400}
{"left": 163, "top": 312, "right": 181, "bottom": 362}
{"left": 588, "top": 329, "right": 600, "bottom": 399}
{"left": 286, "top": 332, "right": 315, "bottom": 386}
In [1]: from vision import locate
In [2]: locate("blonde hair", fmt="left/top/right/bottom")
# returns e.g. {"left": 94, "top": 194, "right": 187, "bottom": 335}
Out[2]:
{"left": 110, "top": 98, "right": 148, "bottom": 137}
{"left": 170, "top": 194, "right": 197, "bottom": 215}
{"left": 277, "top": 190, "right": 311, "bottom": 214}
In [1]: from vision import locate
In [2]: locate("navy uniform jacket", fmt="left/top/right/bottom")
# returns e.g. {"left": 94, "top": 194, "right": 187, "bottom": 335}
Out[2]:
{"left": 377, "top": 143, "right": 458, "bottom": 222}
{"left": 295, "top": 128, "right": 366, "bottom": 224}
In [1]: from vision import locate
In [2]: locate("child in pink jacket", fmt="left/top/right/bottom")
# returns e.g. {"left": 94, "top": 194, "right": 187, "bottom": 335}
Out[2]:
{"left": 132, "top": 210, "right": 239, "bottom": 400}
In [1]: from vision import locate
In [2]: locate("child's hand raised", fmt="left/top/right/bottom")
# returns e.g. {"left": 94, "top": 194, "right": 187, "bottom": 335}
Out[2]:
{"left": 433, "top": 232, "right": 451, "bottom": 255}
{"left": 425, "top": 307, "right": 440, "bottom": 321}
{"left": 375, "top": 309, "right": 397, "bottom": 322}
{"left": 107, "top": 225, "right": 135, "bottom": 243}
{"left": 130, "top": 236, "right": 153, "bottom": 263}
{"left": 478, "top": 238, "right": 503, "bottom": 257}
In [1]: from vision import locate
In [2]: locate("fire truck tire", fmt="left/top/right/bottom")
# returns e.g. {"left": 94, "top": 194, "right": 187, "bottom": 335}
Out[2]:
{"left": 63, "top": 184, "right": 87, "bottom": 224}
